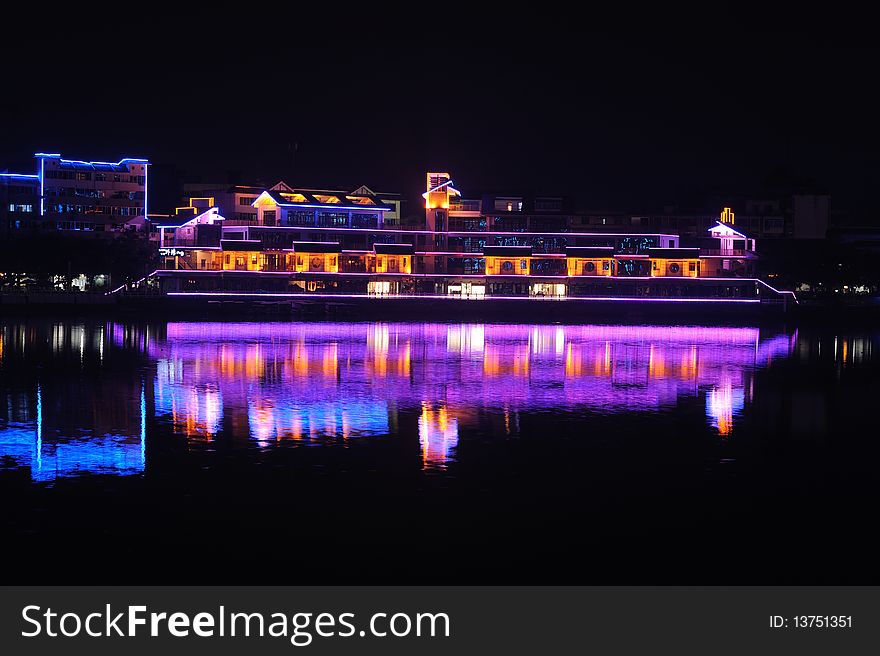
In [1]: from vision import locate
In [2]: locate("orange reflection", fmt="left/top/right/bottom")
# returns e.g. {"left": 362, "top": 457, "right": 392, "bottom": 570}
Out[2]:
{"left": 418, "top": 402, "right": 459, "bottom": 469}
{"left": 484, "top": 344, "right": 529, "bottom": 377}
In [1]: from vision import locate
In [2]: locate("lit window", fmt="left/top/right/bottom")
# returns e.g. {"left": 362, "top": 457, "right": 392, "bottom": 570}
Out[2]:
{"left": 345, "top": 196, "right": 375, "bottom": 205}
{"left": 313, "top": 194, "right": 342, "bottom": 204}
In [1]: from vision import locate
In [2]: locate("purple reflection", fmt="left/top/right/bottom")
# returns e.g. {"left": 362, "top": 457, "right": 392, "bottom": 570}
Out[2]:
{"left": 152, "top": 322, "right": 797, "bottom": 460}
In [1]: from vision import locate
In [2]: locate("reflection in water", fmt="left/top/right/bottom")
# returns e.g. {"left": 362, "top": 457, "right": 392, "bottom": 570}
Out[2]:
{"left": 0, "top": 321, "right": 817, "bottom": 478}
{"left": 419, "top": 402, "right": 459, "bottom": 469}
{"left": 146, "top": 323, "right": 798, "bottom": 468}
{"left": 0, "top": 383, "right": 145, "bottom": 483}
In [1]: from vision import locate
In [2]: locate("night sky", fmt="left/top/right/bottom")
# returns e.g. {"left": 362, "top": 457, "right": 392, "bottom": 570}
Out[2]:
{"left": 2, "top": 32, "right": 878, "bottom": 219}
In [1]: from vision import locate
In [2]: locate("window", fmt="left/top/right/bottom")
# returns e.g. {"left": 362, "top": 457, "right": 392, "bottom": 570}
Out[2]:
{"left": 225, "top": 254, "right": 230, "bottom": 265}
{"left": 317, "top": 212, "right": 348, "bottom": 227}
{"left": 45, "top": 170, "right": 75, "bottom": 180}
{"left": 286, "top": 210, "right": 314, "bottom": 226}
{"left": 95, "top": 173, "right": 107, "bottom": 182}
{"left": 263, "top": 210, "right": 277, "bottom": 226}
{"left": 351, "top": 213, "right": 378, "bottom": 228}
{"left": 534, "top": 198, "right": 562, "bottom": 211}
{"left": 75, "top": 172, "right": 91, "bottom": 181}
{"left": 520, "top": 259, "right": 527, "bottom": 270}
{"left": 251, "top": 255, "right": 258, "bottom": 265}
{"left": 313, "top": 194, "right": 341, "bottom": 204}
{"left": 494, "top": 198, "right": 523, "bottom": 212}
{"left": 239, "top": 196, "right": 257, "bottom": 205}
{"left": 689, "top": 262, "right": 697, "bottom": 272}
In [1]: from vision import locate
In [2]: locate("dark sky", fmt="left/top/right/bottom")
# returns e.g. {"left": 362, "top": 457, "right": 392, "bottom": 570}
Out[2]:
{"left": 2, "top": 31, "right": 878, "bottom": 218}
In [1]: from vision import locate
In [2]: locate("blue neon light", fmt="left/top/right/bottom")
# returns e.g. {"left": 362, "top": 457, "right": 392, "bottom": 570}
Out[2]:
{"left": 0, "top": 173, "right": 39, "bottom": 180}
{"left": 34, "top": 153, "right": 149, "bottom": 166}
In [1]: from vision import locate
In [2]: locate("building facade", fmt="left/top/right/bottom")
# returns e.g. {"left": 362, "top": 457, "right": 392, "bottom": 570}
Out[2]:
{"left": 143, "top": 171, "right": 792, "bottom": 303}
{"left": 181, "top": 182, "right": 404, "bottom": 228}
{"left": 0, "top": 171, "right": 40, "bottom": 238}
{"left": 1, "top": 153, "right": 149, "bottom": 237}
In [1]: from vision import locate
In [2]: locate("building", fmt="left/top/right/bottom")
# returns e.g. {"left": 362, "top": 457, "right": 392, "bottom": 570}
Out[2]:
{"left": 140, "top": 171, "right": 796, "bottom": 304}
{"left": 0, "top": 171, "right": 40, "bottom": 238}
{"left": 1, "top": 153, "right": 149, "bottom": 237}
{"left": 181, "top": 182, "right": 404, "bottom": 228}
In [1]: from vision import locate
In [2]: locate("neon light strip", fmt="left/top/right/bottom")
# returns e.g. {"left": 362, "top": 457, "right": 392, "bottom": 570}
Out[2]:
{"left": 167, "top": 292, "right": 762, "bottom": 303}
{"left": 107, "top": 270, "right": 157, "bottom": 295}
{"left": 34, "top": 154, "right": 149, "bottom": 165}
{"left": 153, "top": 269, "right": 783, "bottom": 284}
{"left": 257, "top": 202, "right": 392, "bottom": 212}
{"left": 152, "top": 268, "right": 798, "bottom": 300}
{"left": 223, "top": 225, "right": 678, "bottom": 238}
{"left": 709, "top": 220, "right": 749, "bottom": 239}
{"left": 116, "top": 270, "right": 795, "bottom": 303}
{"left": 0, "top": 173, "right": 39, "bottom": 179}
{"left": 421, "top": 179, "right": 456, "bottom": 197}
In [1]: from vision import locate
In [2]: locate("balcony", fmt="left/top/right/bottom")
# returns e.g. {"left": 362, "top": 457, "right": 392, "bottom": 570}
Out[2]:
{"left": 701, "top": 249, "right": 750, "bottom": 257}
{"left": 222, "top": 218, "right": 260, "bottom": 226}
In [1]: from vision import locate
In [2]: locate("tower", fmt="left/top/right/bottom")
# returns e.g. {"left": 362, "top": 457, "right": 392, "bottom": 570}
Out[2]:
{"left": 423, "top": 172, "right": 459, "bottom": 232}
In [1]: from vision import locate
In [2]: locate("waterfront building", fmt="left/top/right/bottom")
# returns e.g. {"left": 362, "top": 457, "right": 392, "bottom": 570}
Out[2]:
{"left": 145, "top": 171, "right": 793, "bottom": 304}
{"left": 0, "top": 153, "right": 149, "bottom": 237}
{"left": 181, "top": 181, "right": 404, "bottom": 228}
{"left": 0, "top": 171, "right": 40, "bottom": 238}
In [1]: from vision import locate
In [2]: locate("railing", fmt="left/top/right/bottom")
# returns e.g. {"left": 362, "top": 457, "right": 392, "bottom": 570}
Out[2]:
{"left": 222, "top": 218, "right": 260, "bottom": 226}
{"left": 701, "top": 249, "right": 749, "bottom": 257}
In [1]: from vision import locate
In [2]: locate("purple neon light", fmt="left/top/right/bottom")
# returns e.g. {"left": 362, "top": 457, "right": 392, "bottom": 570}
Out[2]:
{"left": 222, "top": 224, "right": 678, "bottom": 238}
{"left": 150, "top": 268, "right": 795, "bottom": 300}
{"left": 166, "top": 291, "right": 762, "bottom": 303}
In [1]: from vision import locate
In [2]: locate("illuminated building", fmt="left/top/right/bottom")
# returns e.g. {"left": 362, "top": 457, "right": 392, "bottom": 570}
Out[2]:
{"left": 144, "top": 172, "right": 796, "bottom": 305}
{"left": 181, "top": 181, "right": 404, "bottom": 228}
{"left": 1, "top": 152, "right": 149, "bottom": 236}
{"left": 0, "top": 171, "right": 39, "bottom": 237}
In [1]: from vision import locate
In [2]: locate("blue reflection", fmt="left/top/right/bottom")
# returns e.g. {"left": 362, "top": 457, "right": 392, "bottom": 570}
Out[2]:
{"left": 0, "top": 382, "right": 145, "bottom": 483}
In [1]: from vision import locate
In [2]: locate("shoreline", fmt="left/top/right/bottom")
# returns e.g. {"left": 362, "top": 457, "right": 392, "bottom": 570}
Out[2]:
{"left": 2, "top": 291, "right": 878, "bottom": 325}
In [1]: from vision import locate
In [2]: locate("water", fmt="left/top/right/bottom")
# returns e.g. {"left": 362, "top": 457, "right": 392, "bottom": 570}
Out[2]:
{"left": 1, "top": 320, "right": 877, "bottom": 583}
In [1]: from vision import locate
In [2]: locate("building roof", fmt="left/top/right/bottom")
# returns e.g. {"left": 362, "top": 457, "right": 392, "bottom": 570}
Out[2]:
{"left": 35, "top": 154, "right": 148, "bottom": 172}
{"left": 708, "top": 221, "right": 752, "bottom": 239}
{"left": 374, "top": 243, "right": 414, "bottom": 255}
{"left": 153, "top": 207, "right": 223, "bottom": 228}
{"left": 483, "top": 245, "right": 534, "bottom": 257}
{"left": 255, "top": 189, "right": 394, "bottom": 211}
